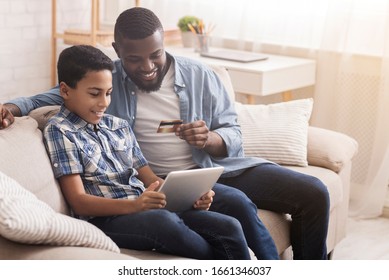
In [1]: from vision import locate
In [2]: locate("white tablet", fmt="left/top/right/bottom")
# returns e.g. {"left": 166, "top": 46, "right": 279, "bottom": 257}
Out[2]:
{"left": 158, "top": 166, "right": 224, "bottom": 212}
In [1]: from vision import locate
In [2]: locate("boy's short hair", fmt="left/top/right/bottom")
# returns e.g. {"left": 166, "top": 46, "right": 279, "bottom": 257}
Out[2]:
{"left": 57, "top": 45, "right": 114, "bottom": 88}
{"left": 114, "top": 7, "right": 163, "bottom": 42}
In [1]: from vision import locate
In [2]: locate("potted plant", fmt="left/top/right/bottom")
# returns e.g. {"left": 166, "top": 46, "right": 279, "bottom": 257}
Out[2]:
{"left": 177, "top": 15, "right": 200, "bottom": 47}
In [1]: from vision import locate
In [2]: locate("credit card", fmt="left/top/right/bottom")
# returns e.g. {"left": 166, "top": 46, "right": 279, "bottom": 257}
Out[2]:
{"left": 157, "top": 119, "right": 183, "bottom": 133}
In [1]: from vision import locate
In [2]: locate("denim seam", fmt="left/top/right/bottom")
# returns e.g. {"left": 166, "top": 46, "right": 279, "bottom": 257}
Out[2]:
{"left": 189, "top": 228, "right": 234, "bottom": 260}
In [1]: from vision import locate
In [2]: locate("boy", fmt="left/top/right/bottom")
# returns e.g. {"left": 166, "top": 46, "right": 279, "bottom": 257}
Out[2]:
{"left": 43, "top": 45, "right": 251, "bottom": 260}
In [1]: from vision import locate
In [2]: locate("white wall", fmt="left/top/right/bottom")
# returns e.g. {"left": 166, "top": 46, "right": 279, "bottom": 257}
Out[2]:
{"left": 0, "top": 0, "right": 92, "bottom": 103}
{"left": 0, "top": 0, "right": 52, "bottom": 103}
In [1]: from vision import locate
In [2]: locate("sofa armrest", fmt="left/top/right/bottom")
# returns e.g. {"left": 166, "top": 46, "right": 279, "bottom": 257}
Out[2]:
{"left": 307, "top": 126, "right": 358, "bottom": 173}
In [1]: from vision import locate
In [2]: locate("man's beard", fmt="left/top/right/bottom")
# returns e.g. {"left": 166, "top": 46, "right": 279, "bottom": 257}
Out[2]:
{"left": 131, "top": 68, "right": 164, "bottom": 93}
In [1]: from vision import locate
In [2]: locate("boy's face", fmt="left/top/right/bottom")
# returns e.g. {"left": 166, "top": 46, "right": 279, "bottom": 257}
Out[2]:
{"left": 112, "top": 30, "right": 168, "bottom": 93}
{"left": 60, "top": 70, "right": 113, "bottom": 125}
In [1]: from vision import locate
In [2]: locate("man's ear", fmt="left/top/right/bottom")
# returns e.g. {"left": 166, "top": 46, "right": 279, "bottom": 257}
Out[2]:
{"left": 112, "top": 42, "right": 120, "bottom": 58}
{"left": 59, "top": 82, "right": 70, "bottom": 99}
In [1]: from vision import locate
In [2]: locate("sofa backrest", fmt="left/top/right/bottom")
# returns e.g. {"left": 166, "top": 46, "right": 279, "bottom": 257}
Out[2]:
{"left": 0, "top": 116, "right": 69, "bottom": 215}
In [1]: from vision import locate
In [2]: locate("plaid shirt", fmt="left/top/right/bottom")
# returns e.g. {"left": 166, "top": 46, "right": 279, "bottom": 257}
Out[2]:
{"left": 43, "top": 106, "right": 147, "bottom": 206}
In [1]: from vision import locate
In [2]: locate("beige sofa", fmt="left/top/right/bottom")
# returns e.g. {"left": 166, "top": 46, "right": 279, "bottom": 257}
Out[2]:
{"left": 0, "top": 67, "right": 358, "bottom": 260}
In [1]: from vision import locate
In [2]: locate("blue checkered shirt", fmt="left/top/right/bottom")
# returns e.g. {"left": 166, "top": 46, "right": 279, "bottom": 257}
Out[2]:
{"left": 43, "top": 106, "right": 147, "bottom": 207}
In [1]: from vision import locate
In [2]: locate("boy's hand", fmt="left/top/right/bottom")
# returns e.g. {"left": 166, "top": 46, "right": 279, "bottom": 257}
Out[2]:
{"left": 193, "top": 190, "right": 215, "bottom": 211}
{"left": 136, "top": 181, "right": 166, "bottom": 211}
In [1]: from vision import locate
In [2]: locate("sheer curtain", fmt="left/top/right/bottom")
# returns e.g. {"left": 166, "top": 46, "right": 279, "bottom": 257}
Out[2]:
{"left": 311, "top": 0, "right": 389, "bottom": 218}
{"left": 140, "top": 0, "right": 389, "bottom": 218}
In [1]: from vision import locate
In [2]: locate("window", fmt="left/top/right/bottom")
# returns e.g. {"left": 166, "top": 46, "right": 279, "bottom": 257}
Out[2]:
{"left": 103, "top": 0, "right": 389, "bottom": 56}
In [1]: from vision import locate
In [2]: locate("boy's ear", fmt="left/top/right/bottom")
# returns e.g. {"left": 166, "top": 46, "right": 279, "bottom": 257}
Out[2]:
{"left": 112, "top": 42, "right": 121, "bottom": 58}
{"left": 59, "top": 82, "right": 70, "bottom": 99}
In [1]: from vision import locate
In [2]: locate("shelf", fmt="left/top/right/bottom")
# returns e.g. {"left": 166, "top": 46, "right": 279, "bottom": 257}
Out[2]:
{"left": 51, "top": 0, "right": 113, "bottom": 85}
{"left": 62, "top": 29, "right": 113, "bottom": 46}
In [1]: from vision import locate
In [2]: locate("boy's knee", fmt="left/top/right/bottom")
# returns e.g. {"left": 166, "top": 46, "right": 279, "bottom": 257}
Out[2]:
{"left": 145, "top": 209, "right": 182, "bottom": 228}
{"left": 220, "top": 216, "right": 245, "bottom": 235}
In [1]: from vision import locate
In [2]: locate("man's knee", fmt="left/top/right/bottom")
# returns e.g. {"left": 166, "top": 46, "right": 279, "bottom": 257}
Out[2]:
{"left": 304, "top": 177, "right": 330, "bottom": 214}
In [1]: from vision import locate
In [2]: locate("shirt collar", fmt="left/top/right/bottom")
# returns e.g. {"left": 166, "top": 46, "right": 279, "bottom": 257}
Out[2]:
{"left": 166, "top": 52, "right": 186, "bottom": 91}
{"left": 59, "top": 105, "right": 105, "bottom": 131}
{"left": 113, "top": 59, "right": 128, "bottom": 82}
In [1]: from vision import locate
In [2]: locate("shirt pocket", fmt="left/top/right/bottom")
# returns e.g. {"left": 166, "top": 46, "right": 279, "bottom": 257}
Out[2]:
{"left": 80, "top": 143, "right": 103, "bottom": 173}
{"left": 110, "top": 138, "right": 133, "bottom": 168}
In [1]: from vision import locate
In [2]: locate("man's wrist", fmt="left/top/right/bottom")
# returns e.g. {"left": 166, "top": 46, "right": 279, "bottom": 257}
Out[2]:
{"left": 4, "top": 103, "right": 22, "bottom": 117}
{"left": 203, "top": 131, "right": 227, "bottom": 157}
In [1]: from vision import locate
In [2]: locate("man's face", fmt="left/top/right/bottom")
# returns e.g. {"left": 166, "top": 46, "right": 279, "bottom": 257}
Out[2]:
{"left": 113, "top": 30, "right": 168, "bottom": 92}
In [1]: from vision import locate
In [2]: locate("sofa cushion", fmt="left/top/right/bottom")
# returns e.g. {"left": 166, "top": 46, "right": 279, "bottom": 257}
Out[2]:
{"left": 235, "top": 98, "right": 313, "bottom": 166}
{"left": 0, "top": 236, "right": 134, "bottom": 260}
{"left": 258, "top": 210, "right": 291, "bottom": 254}
{"left": 0, "top": 171, "right": 120, "bottom": 253}
{"left": 0, "top": 117, "right": 68, "bottom": 214}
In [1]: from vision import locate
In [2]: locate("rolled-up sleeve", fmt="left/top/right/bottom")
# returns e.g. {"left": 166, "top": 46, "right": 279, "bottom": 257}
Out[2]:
{"left": 208, "top": 69, "right": 244, "bottom": 158}
{"left": 7, "top": 86, "right": 63, "bottom": 116}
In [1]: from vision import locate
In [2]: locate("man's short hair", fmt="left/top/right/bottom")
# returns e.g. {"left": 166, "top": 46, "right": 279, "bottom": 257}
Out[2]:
{"left": 114, "top": 7, "right": 164, "bottom": 42}
{"left": 57, "top": 45, "right": 114, "bottom": 88}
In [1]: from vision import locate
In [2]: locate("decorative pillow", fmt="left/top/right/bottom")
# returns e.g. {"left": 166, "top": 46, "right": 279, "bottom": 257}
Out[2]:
{"left": 0, "top": 171, "right": 120, "bottom": 253}
{"left": 235, "top": 98, "right": 313, "bottom": 166}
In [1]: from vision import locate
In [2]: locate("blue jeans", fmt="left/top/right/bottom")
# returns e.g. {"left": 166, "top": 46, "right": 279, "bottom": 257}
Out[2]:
{"left": 210, "top": 184, "right": 279, "bottom": 260}
{"left": 218, "top": 163, "right": 330, "bottom": 260}
{"left": 89, "top": 208, "right": 250, "bottom": 260}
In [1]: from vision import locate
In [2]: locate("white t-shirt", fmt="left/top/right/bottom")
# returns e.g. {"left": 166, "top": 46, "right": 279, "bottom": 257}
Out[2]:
{"left": 133, "top": 63, "right": 197, "bottom": 176}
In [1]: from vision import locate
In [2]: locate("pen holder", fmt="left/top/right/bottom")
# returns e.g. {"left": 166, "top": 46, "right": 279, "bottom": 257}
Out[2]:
{"left": 194, "top": 34, "right": 210, "bottom": 53}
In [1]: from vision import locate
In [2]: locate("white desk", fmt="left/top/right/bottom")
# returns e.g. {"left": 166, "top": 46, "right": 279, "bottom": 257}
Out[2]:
{"left": 166, "top": 47, "right": 316, "bottom": 103}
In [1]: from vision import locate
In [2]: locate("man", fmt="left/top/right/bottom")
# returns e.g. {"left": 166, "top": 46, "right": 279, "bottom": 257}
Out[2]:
{"left": 0, "top": 7, "right": 329, "bottom": 259}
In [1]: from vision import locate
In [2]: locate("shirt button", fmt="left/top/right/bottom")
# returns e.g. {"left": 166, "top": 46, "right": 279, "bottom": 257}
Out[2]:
{"left": 131, "top": 91, "right": 135, "bottom": 95}
{"left": 53, "top": 163, "right": 58, "bottom": 168}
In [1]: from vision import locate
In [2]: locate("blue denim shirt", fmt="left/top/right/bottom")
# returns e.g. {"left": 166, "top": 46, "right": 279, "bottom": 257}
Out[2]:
{"left": 10, "top": 52, "right": 269, "bottom": 177}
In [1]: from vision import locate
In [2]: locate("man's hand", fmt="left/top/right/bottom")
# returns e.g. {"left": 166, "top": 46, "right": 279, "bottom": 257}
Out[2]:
{"left": 193, "top": 190, "right": 215, "bottom": 211}
{"left": 175, "top": 120, "right": 209, "bottom": 149}
{"left": 0, "top": 104, "right": 15, "bottom": 129}
{"left": 175, "top": 120, "right": 227, "bottom": 157}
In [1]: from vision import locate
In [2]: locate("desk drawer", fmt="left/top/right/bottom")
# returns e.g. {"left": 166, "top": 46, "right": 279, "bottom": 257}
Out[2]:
{"left": 227, "top": 69, "right": 263, "bottom": 95}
